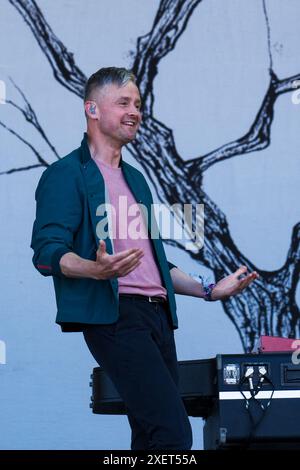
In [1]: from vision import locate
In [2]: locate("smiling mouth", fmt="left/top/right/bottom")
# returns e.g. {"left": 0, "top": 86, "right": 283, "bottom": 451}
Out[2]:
{"left": 122, "top": 121, "right": 137, "bottom": 127}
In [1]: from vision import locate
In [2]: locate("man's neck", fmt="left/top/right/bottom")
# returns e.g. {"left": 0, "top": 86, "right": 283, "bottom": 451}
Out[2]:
{"left": 87, "top": 131, "right": 121, "bottom": 168}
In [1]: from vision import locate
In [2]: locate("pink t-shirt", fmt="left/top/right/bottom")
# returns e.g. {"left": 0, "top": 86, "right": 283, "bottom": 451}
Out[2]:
{"left": 94, "top": 160, "right": 167, "bottom": 299}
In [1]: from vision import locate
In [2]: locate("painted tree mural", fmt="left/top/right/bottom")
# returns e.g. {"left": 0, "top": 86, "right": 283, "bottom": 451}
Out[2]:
{"left": 1, "top": 0, "right": 299, "bottom": 351}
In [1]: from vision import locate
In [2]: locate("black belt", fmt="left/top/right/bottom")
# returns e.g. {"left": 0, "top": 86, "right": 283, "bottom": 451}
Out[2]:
{"left": 119, "top": 293, "right": 166, "bottom": 303}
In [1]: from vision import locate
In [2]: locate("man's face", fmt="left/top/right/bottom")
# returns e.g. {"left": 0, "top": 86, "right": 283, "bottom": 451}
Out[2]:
{"left": 94, "top": 81, "right": 142, "bottom": 145}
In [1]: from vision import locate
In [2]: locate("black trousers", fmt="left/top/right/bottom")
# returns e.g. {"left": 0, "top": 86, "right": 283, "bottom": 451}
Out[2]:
{"left": 83, "top": 296, "right": 193, "bottom": 450}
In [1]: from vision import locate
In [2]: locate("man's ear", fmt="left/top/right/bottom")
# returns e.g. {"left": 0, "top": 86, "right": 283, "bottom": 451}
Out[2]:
{"left": 85, "top": 100, "right": 98, "bottom": 119}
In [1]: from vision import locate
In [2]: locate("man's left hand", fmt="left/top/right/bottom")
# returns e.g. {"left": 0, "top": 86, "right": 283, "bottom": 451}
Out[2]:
{"left": 211, "top": 266, "right": 259, "bottom": 301}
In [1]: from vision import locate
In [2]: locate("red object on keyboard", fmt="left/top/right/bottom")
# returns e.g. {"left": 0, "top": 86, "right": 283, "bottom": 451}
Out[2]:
{"left": 254, "top": 335, "right": 300, "bottom": 353}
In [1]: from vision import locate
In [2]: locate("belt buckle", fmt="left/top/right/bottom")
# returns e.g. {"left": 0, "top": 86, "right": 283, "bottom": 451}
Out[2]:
{"left": 148, "top": 296, "right": 157, "bottom": 303}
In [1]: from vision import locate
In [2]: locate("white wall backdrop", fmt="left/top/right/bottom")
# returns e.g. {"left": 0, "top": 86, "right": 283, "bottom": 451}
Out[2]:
{"left": 0, "top": 0, "right": 299, "bottom": 450}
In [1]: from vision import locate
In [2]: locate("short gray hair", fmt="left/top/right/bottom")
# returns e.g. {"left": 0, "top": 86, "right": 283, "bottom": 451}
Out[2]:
{"left": 84, "top": 67, "right": 136, "bottom": 101}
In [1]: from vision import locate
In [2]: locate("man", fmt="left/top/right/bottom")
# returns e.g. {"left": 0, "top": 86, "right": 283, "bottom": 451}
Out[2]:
{"left": 31, "top": 67, "right": 258, "bottom": 450}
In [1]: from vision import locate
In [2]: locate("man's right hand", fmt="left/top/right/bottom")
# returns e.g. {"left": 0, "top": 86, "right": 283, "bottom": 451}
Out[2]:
{"left": 92, "top": 240, "right": 144, "bottom": 280}
{"left": 59, "top": 241, "right": 144, "bottom": 280}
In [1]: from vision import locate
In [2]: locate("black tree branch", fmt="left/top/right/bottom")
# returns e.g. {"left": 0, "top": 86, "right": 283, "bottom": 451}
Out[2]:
{"left": 0, "top": 163, "right": 43, "bottom": 175}
{"left": 7, "top": 78, "right": 60, "bottom": 159}
{"left": 0, "top": 120, "right": 49, "bottom": 167}
{"left": 8, "top": 0, "right": 86, "bottom": 98}
{"left": 186, "top": 71, "right": 300, "bottom": 178}
{"left": 133, "top": 0, "right": 202, "bottom": 107}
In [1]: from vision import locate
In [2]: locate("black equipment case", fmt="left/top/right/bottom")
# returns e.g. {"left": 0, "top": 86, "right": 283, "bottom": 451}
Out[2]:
{"left": 90, "top": 358, "right": 217, "bottom": 418}
{"left": 203, "top": 352, "right": 300, "bottom": 449}
{"left": 90, "top": 352, "right": 300, "bottom": 449}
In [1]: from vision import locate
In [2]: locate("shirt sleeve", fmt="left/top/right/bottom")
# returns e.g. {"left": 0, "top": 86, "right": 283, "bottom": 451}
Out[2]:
{"left": 30, "top": 162, "right": 83, "bottom": 278}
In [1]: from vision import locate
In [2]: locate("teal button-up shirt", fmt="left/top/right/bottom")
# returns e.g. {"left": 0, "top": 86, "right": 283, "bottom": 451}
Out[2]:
{"left": 31, "top": 134, "right": 178, "bottom": 331}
